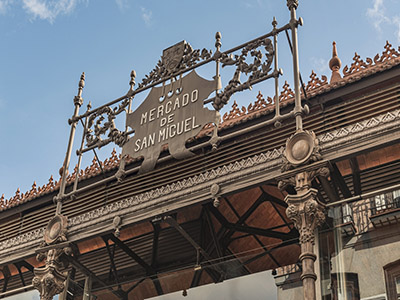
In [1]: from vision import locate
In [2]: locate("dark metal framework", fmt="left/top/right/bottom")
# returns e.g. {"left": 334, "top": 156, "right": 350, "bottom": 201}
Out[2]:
{"left": 0, "top": 185, "right": 299, "bottom": 298}
{"left": 53, "top": 0, "right": 307, "bottom": 211}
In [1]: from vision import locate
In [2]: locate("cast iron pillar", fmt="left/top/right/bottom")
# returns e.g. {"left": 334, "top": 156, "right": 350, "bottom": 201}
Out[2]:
{"left": 278, "top": 130, "right": 329, "bottom": 300}
{"left": 285, "top": 177, "right": 325, "bottom": 300}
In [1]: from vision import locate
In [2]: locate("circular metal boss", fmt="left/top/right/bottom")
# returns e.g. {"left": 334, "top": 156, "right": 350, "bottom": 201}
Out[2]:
{"left": 285, "top": 131, "right": 315, "bottom": 166}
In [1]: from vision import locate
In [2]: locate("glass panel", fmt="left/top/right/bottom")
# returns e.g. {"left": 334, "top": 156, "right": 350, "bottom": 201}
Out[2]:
{"left": 393, "top": 190, "right": 400, "bottom": 209}
{"left": 375, "top": 194, "right": 387, "bottom": 211}
{"left": 342, "top": 204, "right": 352, "bottom": 223}
{"left": 396, "top": 275, "right": 400, "bottom": 297}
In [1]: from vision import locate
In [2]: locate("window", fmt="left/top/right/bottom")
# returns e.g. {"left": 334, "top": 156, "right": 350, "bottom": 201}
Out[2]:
{"left": 384, "top": 259, "right": 400, "bottom": 300}
{"left": 372, "top": 189, "right": 400, "bottom": 215}
{"left": 342, "top": 203, "right": 352, "bottom": 223}
{"left": 330, "top": 273, "right": 360, "bottom": 300}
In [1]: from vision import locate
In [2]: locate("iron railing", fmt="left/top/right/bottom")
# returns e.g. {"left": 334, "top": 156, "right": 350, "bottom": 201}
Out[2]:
{"left": 335, "top": 189, "right": 400, "bottom": 234}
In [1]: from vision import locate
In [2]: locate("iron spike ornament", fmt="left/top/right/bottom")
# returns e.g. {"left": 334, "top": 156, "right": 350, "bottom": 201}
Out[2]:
{"left": 122, "top": 70, "right": 218, "bottom": 173}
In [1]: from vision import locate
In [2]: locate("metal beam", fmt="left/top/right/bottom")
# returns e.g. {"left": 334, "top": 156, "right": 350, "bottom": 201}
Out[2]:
{"left": 106, "top": 234, "right": 153, "bottom": 274}
{"left": 14, "top": 261, "right": 34, "bottom": 273}
{"left": 1, "top": 266, "right": 10, "bottom": 293}
{"left": 106, "top": 234, "right": 164, "bottom": 296}
{"left": 65, "top": 255, "right": 126, "bottom": 299}
{"left": 204, "top": 207, "right": 223, "bottom": 258}
{"left": 208, "top": 204, "right": 297, "bottom": 241}
{"left": 151, "top": 222, "right": 161, "bottom": 269}
{"left": 224, "top": 194, "right": 282, "bottom": 268}
{"left": 163, "top": 216, "right": 225, "bottom": 281}
{"left": 14, "top": 263, "right": 26, "bottom": 289}
{"left": 190, "top": 269, "right": 203, "bottom": 288}
{"left": 102, "top": 237, "right": 122, "bottom": 290}
{"left": 260, "top": 187, "right": 288, "bottom": 208}
{"left": 331, "top": 162, "right": 352, "bottom": 198}
{"left": 260, "top": 186, "right": 292, "bottom": 230}
{"left": 217, "top": 192, "right": 268, "bottom": 246}
{"left": 125, "top": 278, "right": 146, "bottom": 296}
{"left": 242, "top": 238, "right": 299, "bottom": 266}
{"left": 318, "top": 175, "right": 339, "bottom": 203}
{"left": 350, "top": 157, "right": 362, "bottom": 195}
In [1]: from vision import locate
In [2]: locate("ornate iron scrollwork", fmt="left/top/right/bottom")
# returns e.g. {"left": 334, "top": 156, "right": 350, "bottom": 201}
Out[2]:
{"left": 138, "top": 41, "right": 212, "bottom": 89}
{"left": 213, "top": 37, "right": 274, "bottom": 110}
{"left": 85, "top": 98, "right": 130, "bottom": 148}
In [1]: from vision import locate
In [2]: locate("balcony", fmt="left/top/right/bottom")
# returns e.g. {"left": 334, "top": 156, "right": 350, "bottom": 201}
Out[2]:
{"left": 335, "top": 213, "right": 357, "bottom": 237}
{"left": 369, "top": 194, "right": 400, "bottom": 228}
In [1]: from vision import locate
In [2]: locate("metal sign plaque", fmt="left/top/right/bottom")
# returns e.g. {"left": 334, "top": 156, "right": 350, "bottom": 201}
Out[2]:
{"left": 122, "top": 70, "right": 217, "bottom": 172}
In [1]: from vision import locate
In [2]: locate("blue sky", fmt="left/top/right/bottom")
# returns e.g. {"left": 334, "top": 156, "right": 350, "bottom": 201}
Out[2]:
{"left": 0, "top": 0, "right": 399, "bottom": 200}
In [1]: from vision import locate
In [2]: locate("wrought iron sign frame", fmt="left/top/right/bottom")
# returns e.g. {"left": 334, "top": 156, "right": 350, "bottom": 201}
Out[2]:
{"left": 54, "top": 0, "right": 306, "bottom": 213}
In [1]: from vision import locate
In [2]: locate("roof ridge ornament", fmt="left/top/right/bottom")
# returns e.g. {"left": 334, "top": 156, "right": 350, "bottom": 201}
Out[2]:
{"left": 248, "top": 91, "right": 273, "bottom": 112}
{"left": 306, "top": 71, "right": 328, "bottom": 91}
{"left": 343, "top": 41, "right": 400, "bottom": 77}
{"left": 374, "top": 40, "right": 400, "bottom": 64}
{"left": 329, "top": 41, "right": 342, "bottom": 83}
{"left": 280, "top": 81, "right": 295, "bottom": 102}
{"left": 223, "top": 101, "right": 247, "bottom": 121}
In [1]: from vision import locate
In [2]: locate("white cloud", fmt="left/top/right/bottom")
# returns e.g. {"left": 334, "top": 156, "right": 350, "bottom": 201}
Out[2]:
{"left": 0, "top": 0, "right": 13, "bottom": 14}
{"left": 393, "top": 16, "right": 400, "bottom": 43}
{"left": 115, "top": 0, "right": 128, "bottom": 11}
{"left": 22, "top": 0, "right": 82, "bottom": 23}
{"left": 366, "top": 0, "right": 389, "bottom": 31}
{"left": 141, "top": 6, "right": 152, "bottom": 27}
{"left": 366, "top": 0, "right": 400, "bottom": 43}
{"left": 242, "top": 0, "right": 264, "bottom": 9}
{"left": 310, "top": 57, "right": 329, "bottom": 75}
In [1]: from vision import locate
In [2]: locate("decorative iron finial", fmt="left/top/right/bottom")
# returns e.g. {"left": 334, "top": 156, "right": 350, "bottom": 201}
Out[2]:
{"left": 87, "top": 101, "right": 92, "bottom": 111}
{"left": 79, "top": 72, "right": 85, "bottom": 90}
{"left": 215, "top": 32, "right": 222, "bottom": 51}
{"left": 74, "top": 72, "right": 85, "bottom": 107}
{"left": 129, "top": 69, "right": 136, "bottom": 92}
{"left": 287, "top": 0, "right": 299, "bottom": 10}
{"left": 272, "top": 16, "right": 277, "bottom": 28}
{"left": 329, "top": 41, "right": 342, "bottom": 83}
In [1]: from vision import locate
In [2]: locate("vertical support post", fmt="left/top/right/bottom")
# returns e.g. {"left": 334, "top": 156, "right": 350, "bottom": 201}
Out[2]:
{"left": 215, "top": 32, "right": 222, "bottom": 95}
{"left": 210, "top": 32, "right": 222, "bottom": 150}
{"left": 283, "top": 171, "right": 327, "bottom": 300}
{"left": 272, "top": 17, "right": 281, "bottom": 127}
{"left": 73, "top": 102, "right": 91, "bottom": 193}
{"left": 332, "top": 206, "right": 348, "bottom": 300}
{"left": 287, "top": 0, "right": 303, "bottom": 131}
{"left": 83, "top": 276, "right": 92, "bottom": 300}
{"left": 58, "top": 272, "right": 70, "bottom": 300}
{"left": 56, "top": 72, "right": 85, "bottom": 214}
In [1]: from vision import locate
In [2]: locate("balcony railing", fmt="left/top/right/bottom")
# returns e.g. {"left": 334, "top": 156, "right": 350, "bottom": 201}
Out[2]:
{"left": 334, "top": 189, "right": 400, "bottom": 234}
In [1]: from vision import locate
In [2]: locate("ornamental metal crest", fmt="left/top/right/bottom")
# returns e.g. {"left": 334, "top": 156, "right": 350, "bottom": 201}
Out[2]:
{"left": 122, "top": 70, "right": 217, "bottom": 172}
{"left": 162, "top": 41, "right": 186, "bottom": 73}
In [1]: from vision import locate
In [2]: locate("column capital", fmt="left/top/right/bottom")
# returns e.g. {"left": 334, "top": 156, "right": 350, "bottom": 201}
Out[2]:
{"left": 285, "top": 188, "right": 325, "bottom": 245}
